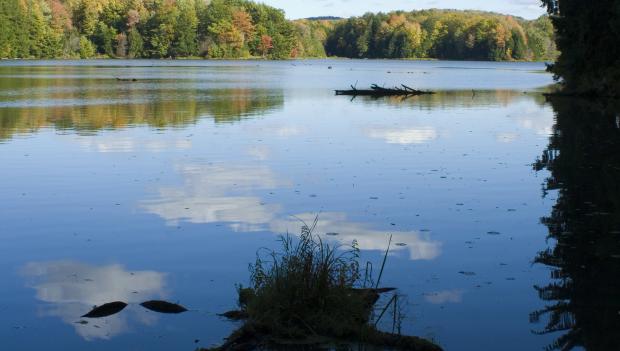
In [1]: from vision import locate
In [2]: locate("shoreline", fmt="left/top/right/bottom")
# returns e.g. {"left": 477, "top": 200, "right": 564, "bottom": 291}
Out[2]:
{"left": 0, "top": 57, "right": 553, "bottom": 64}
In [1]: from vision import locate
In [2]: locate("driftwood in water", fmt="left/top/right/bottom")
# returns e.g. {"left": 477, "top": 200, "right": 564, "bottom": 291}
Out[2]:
{"left": 335, "top": 84, "right": 434, "bottom": 96}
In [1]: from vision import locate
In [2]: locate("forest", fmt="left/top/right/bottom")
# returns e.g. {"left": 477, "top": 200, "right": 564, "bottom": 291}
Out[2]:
{"left": 324, "top": 10, "right": 556, "bottom": 61}
{"left": 0, "top": 0, "right": 298, "bottom": 59}
{"left": 0, "top": 0, "right": 556, "bottom": 61}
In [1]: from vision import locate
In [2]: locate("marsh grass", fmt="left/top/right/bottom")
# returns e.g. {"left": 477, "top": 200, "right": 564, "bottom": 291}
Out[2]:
{"left": 208, "top": 218, "right": 443, "bottom": 351}
{"left": 242, "top": 217, "right": 369, "bottom": 338}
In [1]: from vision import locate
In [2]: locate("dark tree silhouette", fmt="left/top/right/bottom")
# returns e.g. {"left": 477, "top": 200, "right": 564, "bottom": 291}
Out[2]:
{"left": 542, "top": 1, "right": 620, "bottom": 96}
{"left": 532, "top": 98, "right": 620, "bottom": 350}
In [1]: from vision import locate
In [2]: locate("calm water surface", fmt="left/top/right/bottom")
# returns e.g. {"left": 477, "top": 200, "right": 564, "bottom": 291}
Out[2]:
{"left": 1, "top": 59, "right": 614, "bottom": 350}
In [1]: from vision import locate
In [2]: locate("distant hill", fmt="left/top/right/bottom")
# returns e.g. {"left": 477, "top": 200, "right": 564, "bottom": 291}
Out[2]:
{"left": 305, "top": 16, "right": 343, "bottom": 21}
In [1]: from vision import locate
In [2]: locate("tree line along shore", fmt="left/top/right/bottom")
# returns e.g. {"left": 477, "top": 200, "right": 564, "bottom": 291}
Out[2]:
{"left": 0, "top": 0, "right": 556, "bottom": 61}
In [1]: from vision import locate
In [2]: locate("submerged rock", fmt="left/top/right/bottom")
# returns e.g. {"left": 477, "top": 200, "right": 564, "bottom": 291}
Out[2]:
{"left": 140, "top": 300, "right": 188, "bottom": 314}
{"left": 81, "top": 301, "right": 127, "bottom": 318}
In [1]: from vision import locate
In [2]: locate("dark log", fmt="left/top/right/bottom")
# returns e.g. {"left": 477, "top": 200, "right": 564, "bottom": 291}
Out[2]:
{"left": 335, "top": 83, "right": 434, "bottom": 96}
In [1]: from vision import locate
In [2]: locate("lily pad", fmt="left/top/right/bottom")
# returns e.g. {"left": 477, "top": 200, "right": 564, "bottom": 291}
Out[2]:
{"left": 81, "top": 301, "right": 127, "bottom": 318}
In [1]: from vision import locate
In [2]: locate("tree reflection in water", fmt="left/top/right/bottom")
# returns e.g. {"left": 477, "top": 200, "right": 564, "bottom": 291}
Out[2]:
{"left": 0, "top": 88, "right": 283, "bottom": 141}
{"left": 532, "top": 98, "right": 620, "bottom": 350}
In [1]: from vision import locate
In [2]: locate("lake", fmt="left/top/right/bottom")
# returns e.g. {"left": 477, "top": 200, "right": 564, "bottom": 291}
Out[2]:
{"left": 1, "top": 59, "right": 617, "bottom": 351}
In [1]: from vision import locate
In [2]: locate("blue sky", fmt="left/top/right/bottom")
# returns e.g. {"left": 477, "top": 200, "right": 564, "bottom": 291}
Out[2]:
{"left": 259, "top": 0, "right": 547, "bottom": 20}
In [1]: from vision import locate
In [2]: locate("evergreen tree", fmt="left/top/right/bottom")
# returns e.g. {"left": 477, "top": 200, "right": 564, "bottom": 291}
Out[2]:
{"left": 542, "top": 0, "right": 620, "bottom": 97}
{"left": 79, "top": 36, "right": 96, "bottom": 58}
{"left": 127, "top": 27, "right": 143, "bottom": 58}
{"left": 145, "top": 0, "right": 178, "bottom": 58}
{"left": 171, "top": 0, "right": 198, "bottom": 57}
{"left": 94, "top": 22, "right": 118, "bottom": 57}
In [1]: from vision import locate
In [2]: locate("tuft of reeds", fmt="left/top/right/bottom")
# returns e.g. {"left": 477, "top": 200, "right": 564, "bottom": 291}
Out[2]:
{"left": 205, "top": 219, "right": 443, "bottom": 351}
{"left": 243, "top": 218, "right": 368, "bottom": 338}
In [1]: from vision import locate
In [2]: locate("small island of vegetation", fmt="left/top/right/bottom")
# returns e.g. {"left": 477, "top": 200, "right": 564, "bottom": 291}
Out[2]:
{"left": 206, "top": 222, "right": 442, "bottom": 351}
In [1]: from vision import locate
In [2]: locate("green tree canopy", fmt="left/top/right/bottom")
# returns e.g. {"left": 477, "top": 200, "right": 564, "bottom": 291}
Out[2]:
{"left": 324, "top": 10, "right": 557, "bottom": 61}
{"left": 0, "top": 2, "right": 556, "bottom": 61}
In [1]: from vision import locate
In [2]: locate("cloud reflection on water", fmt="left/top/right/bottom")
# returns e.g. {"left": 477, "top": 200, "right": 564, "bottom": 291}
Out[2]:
{"left": 365, "top": 126, "right": 438, "bottom": 145}
{"left": 270, "top": 212, "right": 441, "bottom": 260}
{"left": 423, "top": 289, "right": 464, "bottom": 304}
{"left": 22, "top": 261, "right": 165, "bottom": 340}
{"left": 141, "top": 163, "right": 441, "bottom": 260}
{"left": 142, "top": 164, "right": 286, "bottom": 232}
{"left": 76, "top": 136, "right": 193, "bottom": 153}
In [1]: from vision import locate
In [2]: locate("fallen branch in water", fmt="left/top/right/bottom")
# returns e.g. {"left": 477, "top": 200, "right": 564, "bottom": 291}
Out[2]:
{"left": 335, "top": 84, "right": 435, "bottom": 96}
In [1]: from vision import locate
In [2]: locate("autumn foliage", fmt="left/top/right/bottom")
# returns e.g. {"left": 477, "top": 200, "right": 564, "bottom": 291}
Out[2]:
{"left": 0, "top": 1, "right": 555, "bottom": 61}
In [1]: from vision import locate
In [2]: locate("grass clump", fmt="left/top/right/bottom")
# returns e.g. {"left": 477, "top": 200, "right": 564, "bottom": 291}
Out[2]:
{"left": 242, "top": 218, "right": 367, "bottom": 339}
{"left": 205, "top": 218, "right": 443, "bottom": 351}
